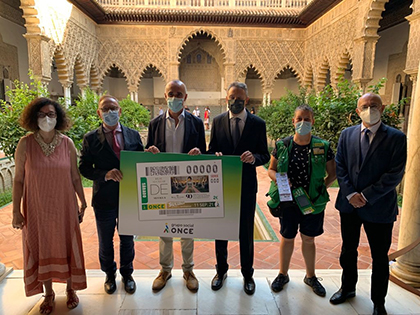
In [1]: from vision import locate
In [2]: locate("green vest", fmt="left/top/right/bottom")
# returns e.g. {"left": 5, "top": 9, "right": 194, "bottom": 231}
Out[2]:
{"left": 271, "top": 136, "right": 330, "bottom": 214}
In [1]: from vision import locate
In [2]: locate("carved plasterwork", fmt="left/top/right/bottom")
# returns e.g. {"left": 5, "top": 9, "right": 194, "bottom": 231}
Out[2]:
{"left": 0, "top": 33, "right": 19, "bottom": 81}
{"left": 306, "top": 7, "right": 357, "bottom": 89}
{"left": 97, "top": 38, "right": 168, "bottom": 90}
{"left": 235, "top": 40, "right": 305, "bottom": 90}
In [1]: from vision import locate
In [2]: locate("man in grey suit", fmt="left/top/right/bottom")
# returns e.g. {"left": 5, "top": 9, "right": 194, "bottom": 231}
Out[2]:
{"left": 330, "top": 93, "right": 407, "bottom": 315}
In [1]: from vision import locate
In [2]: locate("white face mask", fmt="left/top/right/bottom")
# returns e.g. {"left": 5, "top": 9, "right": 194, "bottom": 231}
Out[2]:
{"left": 38, "top": 116, "right": 57, "bottom": 132}
{"left": 359, "top": 107, "right": 381, "bottom": 125}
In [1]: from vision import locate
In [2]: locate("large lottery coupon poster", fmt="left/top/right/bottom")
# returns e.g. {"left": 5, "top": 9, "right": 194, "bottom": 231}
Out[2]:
{"left": 119, "top": 151, "right": 242, "bottom": 240}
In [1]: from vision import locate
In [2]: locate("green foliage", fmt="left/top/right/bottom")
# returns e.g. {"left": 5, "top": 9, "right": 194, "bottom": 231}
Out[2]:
{"left": 65, "top": 92, "right": 150, "bottom": 151}
{"left": 0, "top": 72, "right": 51, "bottom": 158}
{"left": 66, "top": 88, "right": 101, "bottom": 151}
{"left": 258, "top": 77, "right": 403, "bottom": 151}
{"left": 0, "top": 188, "right": 12, "bottom": 207}
{"left": 119, "top": 95, "right": 150, "bottom": 129}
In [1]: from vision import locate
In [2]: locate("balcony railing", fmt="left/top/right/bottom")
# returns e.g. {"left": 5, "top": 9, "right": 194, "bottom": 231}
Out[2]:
{"left": 96, "top": 0, "right": 312, "bottom": 9}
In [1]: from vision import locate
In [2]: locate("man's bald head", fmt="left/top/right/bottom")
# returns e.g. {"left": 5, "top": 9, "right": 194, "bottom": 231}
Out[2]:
{"left": 165, "top": 80, "right": 187, "bottom": 98}
{"left": 357, "top": 93, "right": 382, "bottom": 109}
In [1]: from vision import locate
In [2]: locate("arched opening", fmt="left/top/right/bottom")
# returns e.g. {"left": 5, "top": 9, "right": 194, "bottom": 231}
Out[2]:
{"left": 272, "top": 66, "right": 300, "bottom": 99}
{"left": 89, "top": 64, "right": 101, "bottom": 92}
{"left": 138, "top": 64, "right": 165, "bottom": 117}
{"left": 304, "top": 66, "right": 314, "bottom": 90}
{"left": 371, "top": 0, "right": 412, "bottom": 105}
{"left": 179, "top": 31, "right": 225, "bottom": 117}
{"left": 335, "top": 52, "right": 353, "bottom": 84}
{"left": 242, "top": 66, "right": 263, "bottom": 110}
{"left": 102, "top": 65, "right": 129, "bottom": 100}
{"left": 317, "top": 60, "right": 331, "bottom": 91}
{"left": 48, "top": 57, "right": 64, "bottom": 101}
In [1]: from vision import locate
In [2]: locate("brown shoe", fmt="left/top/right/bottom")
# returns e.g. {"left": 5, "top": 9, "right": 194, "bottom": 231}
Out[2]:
{"left": 183, "top": 271, "right": 199, "bottom": 292}
{"left": 152, "top": 270, "right": 172, "bottom": 291}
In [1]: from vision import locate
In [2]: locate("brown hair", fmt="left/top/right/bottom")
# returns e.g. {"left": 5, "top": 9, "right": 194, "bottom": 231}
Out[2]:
{"left": 20, "top": 97, "right": 71, "bottom": 132}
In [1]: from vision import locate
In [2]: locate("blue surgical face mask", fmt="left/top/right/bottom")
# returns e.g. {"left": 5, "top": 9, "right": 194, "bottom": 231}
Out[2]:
{"left": 167, "top": 97, "right": 184, "bottom": 113}
{"left": 295, "top": 121, "right": 312, "bottom": 135}
{"left": 102, "top": 110, "right": 120, "bottom": 127}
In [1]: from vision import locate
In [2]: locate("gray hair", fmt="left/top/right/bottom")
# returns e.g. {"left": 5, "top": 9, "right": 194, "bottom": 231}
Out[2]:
{"left": 294, "top": 104, "right": 314, "bottom": 117}
{"left": 227, "top": 82, "right": 248, "bottom": 96}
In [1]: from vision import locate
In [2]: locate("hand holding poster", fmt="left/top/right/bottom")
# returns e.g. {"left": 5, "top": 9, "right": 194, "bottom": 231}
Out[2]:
{"left": 119, "top": 151, "right": 242, "bottom": 240}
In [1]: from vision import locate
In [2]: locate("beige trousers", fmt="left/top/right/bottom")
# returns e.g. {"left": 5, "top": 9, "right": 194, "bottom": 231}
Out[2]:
{"left": 159, "top": 237, "right": 194, "bottom": 272}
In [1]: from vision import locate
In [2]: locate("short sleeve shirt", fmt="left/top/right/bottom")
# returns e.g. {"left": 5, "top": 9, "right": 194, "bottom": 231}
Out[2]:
{"left": 272, "top": 139, "right": 335, "bottom": 192}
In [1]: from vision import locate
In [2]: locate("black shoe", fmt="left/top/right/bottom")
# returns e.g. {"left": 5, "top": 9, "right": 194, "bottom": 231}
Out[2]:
{"left": 271, "top": 273, "right": 289, "bottom": 292}
{"left": 122, "top": 275, "right": 136, "bottom": 294}
{"left": 304, "top": 275, "right": 326, "bottom": 297}
{"left": 373, "top": 304, "right": 387, "bottom": 315}
{"left": 211, "top": 273, "right": 227, "bottom": 291}
{"left": 329, "top": 288, "right": 356, "bottom": 305}
{"left": 243, "top": 277, "right": 256, "bottom": 295}
{"left": 104, "top": 273, "right": 117, "bottom": 294}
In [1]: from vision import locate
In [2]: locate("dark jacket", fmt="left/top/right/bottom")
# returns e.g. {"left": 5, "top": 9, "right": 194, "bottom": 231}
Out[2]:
{"left": 79, "top": 124, "right": 144, "bottom": 210}
{"left": 207, "top": 109, "right": 270, "bottom": 194}
{"left": 146, "top": 110, "right": 206, "bottom": 154}
{"left": 335, "top": 123, "right": 407, "bottom": 223}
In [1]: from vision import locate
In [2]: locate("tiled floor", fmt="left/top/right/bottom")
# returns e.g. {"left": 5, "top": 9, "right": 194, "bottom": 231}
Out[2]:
{"left": 1, "top": 269, "right": 420, "bottom": 315}
{"left": 0, "top": 167, "right": 401, "bottom": 271}
{"left": 1, "top": 166, "right": 419, "bottom": 314}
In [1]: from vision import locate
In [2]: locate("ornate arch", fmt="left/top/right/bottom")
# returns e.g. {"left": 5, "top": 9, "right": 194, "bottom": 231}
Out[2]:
{"left": 334, "top": 50, "right": 353, "bottom": 84}
{"left": 99, "top": 62, "right": 129, "bottom": 88}
{"left": 19, "top": 0, "right": 42, "bottom": 34}
{"left": 89, "top": 63, "right": 101, "bottom": 91}
{"left": 176, "top": 29, "right": 227, "bottom": 64}
{"left": 271, "top": 65, "right": 303, "bottom": 87}
{"left": 237, "top": 64, "right": 266, "bottom": 91}
{"left": 72, "top": 54, "right": 88, "bottom": 89}
{"left": 303, "top": 64, "right": 314, "bottom": 89}
{"left": 363, "top": 0, "right": 390, "bottom": 37}
{"left": 316, "top": 59, "right": 331, "bottom": 91}
{"left": 138, "top": 63, "right": 166, "bottom": 86}
{"left": 52, "top": 46, "right": 71, "bottom": 84}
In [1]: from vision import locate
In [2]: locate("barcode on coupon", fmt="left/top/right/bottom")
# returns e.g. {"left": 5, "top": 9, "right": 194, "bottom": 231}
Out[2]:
{"left": 145, "top": 165, "right": 179, "bottom": 176}
{"left": 159, "top": 209, "right": 202, "bottom": 215}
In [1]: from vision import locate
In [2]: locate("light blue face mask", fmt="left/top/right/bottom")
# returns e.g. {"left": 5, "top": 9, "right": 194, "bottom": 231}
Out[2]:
{"left": 295, "top": 121, "right": 312, "bottom": 135}
{"left": 167, "top": 97, "right": 184, "bottom": 113}
{"left": 102, "top": 110, "right": 120, "bottom": 127}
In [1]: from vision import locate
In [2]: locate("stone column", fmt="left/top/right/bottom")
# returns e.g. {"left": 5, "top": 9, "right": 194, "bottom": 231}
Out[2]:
{"left": 262, "top": 93, "right": 267, "bottom": 106}
{"left": 130, "top": 91, "right": 139, "bottom": 103}
{"left": 352, "top": 36, "right": 379, "bottom": 92}
{"left": 390, "top": 61, "right": 420, "bottom": 287}
{"left": 61, "top": 81, "right": 72, "bottom": 107}
{"left": 24, "top": 34, "right": 52, "bottom": 84}
{"left": 267, "top": 92, "right": 271, "bottom": 106}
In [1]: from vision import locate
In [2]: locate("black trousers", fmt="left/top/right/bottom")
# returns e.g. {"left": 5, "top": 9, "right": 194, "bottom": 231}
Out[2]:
{"left": 339, "top": 211, "right": 393, "bottom": 305}
{"left": 94, "top": 207, "right": 135, "bottom": 278}
{"left": 215, "top": 192, "right": 256, "bottom": 279}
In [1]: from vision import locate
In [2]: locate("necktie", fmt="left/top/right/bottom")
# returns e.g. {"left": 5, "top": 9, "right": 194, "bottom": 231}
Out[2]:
{"left": 112, "top": 129, "right": 121, "bottom": 159}
{"left": 232, "top": 117, "right": 241, "bottom": 147}
{"left": 360, "top": 129, "right": 370, "bottom": 164}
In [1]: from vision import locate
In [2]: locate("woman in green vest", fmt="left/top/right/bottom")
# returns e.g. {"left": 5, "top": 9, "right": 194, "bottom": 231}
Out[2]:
{"left": 267, "top": 104, "right": 336, "bottom": 297}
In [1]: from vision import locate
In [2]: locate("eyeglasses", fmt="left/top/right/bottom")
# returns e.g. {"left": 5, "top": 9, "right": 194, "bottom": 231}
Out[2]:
{"left": 99, "top": 107, "right": 119, "bottom": 113}
{"left": 37, "top": 111, "right": 57, "bottom": 118}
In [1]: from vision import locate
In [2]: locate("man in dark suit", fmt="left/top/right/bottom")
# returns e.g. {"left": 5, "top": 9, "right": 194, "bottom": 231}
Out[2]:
{"left": 79, "top": 95, "right": 143, "bottom": 295}
{"left": 146, "top": 80, "right": 206, "bottom": 293}
{"left": 330, "top": 93, "right": 407, "bottom": 315}
{"left": 208, "top": 82, "right": 270, "bottom": 295}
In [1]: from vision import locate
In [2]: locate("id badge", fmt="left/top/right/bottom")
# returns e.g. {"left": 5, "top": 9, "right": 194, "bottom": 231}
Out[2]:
{"left": 292, "top": 187, "right": 314, "bottom": 215}
{"left": 276, "top": 173, "right": 293, "bottom": 202}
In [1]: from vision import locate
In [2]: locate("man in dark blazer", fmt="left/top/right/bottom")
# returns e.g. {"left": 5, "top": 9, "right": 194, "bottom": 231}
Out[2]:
{"left": 331, "top": 93, "right": 407, "bottom": 315}
{"left": 145, "top": 80, "right": 206, "bottom": 293}
{"left": 79, "top": 95, "right": 143, "bottom": 295}
{"left": 208, "top": 82, "right": 270, "bottom": 295}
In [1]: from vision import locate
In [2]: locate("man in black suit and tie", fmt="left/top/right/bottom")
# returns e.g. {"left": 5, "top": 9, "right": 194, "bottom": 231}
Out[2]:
{"left": 208, "top": 82, "right": 270, "bottom": 295}
{"left": 79, "top": 95, "right": 143, "bottom": 295}
{"left": 146, "top": 80, "right": 206, "bottom": 293}
{"left": 330, "top": 93, "right": 407, "bottom": 315}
